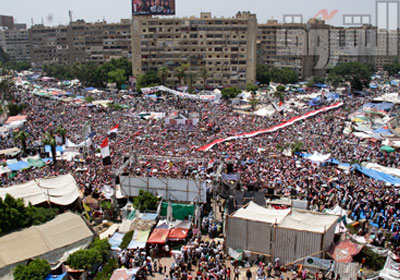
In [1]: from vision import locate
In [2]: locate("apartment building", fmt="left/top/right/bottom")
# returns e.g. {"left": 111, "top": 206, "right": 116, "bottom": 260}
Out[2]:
{"left": 67, "top": 19, "right": 131, "bottom": 64}
{"left": 0, "top": 28, "right": 30, "bottom": 62}
{"left": 132, "top": 12, "right": 257, "bottom": 88}
{"left": 29, "top": 19, "right": 131, "bottom": 67}
{"left": 29, "top": 25, "right": 69, "bottom": 66}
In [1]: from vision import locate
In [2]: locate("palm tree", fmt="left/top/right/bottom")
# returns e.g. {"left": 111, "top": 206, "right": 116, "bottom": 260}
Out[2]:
{"left": 249, "top": 97, "right": 259, "bottom": 111}
{"left": 14, "top": 131, "right": 30, "bottom": 155}
{"left": 158, "top": 67, "right": 169, "bottom": 86}
{"left": 55, "top": 124, "right": 67, "bottom": 145}
{"left": 42, "top": 132, "right": 57, "bottom": 165}
{"left": 187, "top": 72, "right": 196, "bottom": 93}
{"left": 175, "top": 66, "right": 186, "bottom": 86}
{"left": 200, "top": 67, "right": 208, "bottom": 90}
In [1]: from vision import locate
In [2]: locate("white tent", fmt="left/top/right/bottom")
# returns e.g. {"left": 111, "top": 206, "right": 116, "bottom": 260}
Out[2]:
{"left": 226, "top": 202, "right": 338, "bottom": 264}
{"left": 0, "top": 212, "right": 94, "bottom": 280}
{"left": 0, "top": 174, "right": 81, "bottom": 206}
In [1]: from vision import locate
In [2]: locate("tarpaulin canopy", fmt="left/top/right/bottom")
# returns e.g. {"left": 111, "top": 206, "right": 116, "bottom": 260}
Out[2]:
{"left": 7, "top": 160, "right": 29, "bottom": 171}
{"left": 353, "top": 164, "right": 400, "bottom": 185}
{"left": 147, "top": 229, "right": 169, "bottom": 244}
{"left": 381, "top": 145, "right": 395, "bottom": 153}
{"left": 233, "top": 201, "right": 290, "bottom": 224}
{"left": 362, "top": 162, "right": 400, "bottom": 178}
{"left": 5, "top": 115, "right": 27, "bottom": 124}
{"left": 168, "top": 228, "right": 189, "bottom": 240}
{"left": 0, "top": 147, "right": 20, "bottom": 157}
{"left": 160, "top": 202, "right": 195, "bottom": 220}
{"left": 110, "top": 268, "right": 139, "bottom": 280}
{"left": 0, "top": 174, "right": 80, "bottom": 206}
{"left": 329, "top": 240, "right": 363, "bottom": 263}
{"left": 108, "top": 232, "right": 125, "bottom": 251}
{"left": 127, "top": 230, "right": 150, "bottom": 249}
{"left": 0, "top": 212, "right": 94, "bottom": 276}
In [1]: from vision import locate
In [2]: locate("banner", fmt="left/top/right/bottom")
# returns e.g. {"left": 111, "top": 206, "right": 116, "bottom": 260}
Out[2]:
{"left": 82, "top": 120, "right": 91, "bottom": 140}
{"left": 198, "top": 102, "right": 343, "bottom": 151}
{"left": 222, "top": 173, "right": 240, "bottom": 181}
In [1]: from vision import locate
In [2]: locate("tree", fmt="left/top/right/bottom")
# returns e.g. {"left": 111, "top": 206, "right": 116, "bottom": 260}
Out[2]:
{"left": 67, "top": 249, "right": 102, "bottom": 270}
{"left": 0, "top": 47, "right": 10, "bottom": 64}
{"left": 108, "top": 69, "right": 127, "bottom": 89}
{"left": 249, "top": 96, "right": 259, "bottom": 111}
{"left": 200, "top": 67, "right": 209, "bottom": 90}
{"left": 221, "top": 87, "right": 242, "bottom": 99}
{"left": 157, "top": 66, "right": 169, "bottom": 86}
{"left": 274, "top": 85, "right": 286, "bottom": 103}
{"left": 84, "top": 96, "right": 94, "bottom": 103}
{"left": 175, "top": 66, "right": 186, "bottom": 86}
{"left": 256, "top": 64, "right": 272, "bottom": 85}
{"left": 14, "top": 131, "right": 30, "bottom": 154}
{"left": 0, "top": 194, "right": 58, "bottom": 235}
{"left": 89, "top": 238, "right": 110, "bottom": 259}
{"left": 187, "top": 72, "right": 196, "bottom": 93}
{"left": 0, "top": 194, "right": 29, "bottom": 234}
{"left": 383, "top": 62, "right": 400, "bottom": 76}
{"left": 136, "top": 70, "right": 161, "bottom": 91}
{"left": 133, "top": 190, "right": 160, "bottom": 212}
{"left": 55, "top": 124, "right": 67, "bottom": 145}
{"left": 42, "top": 132, "right": 57, "bottom": 165}
{"left": 329, "top": 62, "right": 374, "bottom": 91}
{"left": 246, "top": 83, "right": 258, "bottom": 96}
{"left": 327, "top": 73, "right": 344, "bottom": 90}
{"left": 0, "top": 78, "right": 15, "bottom": 101}
{"left": 14, "top": 259, "right": 50, "bottom": 280}
{"left": 272, "top": 68, "right": 299, "bottom": 84}
{"left": 306, "top": 76, "right": 326, "bottom": 88}
{"left": 7, "top": 103, "right": 28, "bottom": 116}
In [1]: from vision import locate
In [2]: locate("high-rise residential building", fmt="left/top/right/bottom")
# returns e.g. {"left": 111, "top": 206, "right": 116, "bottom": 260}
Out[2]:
{"left": 131, "top": 12, "right": 257, "bottom": 88}
{"left": 67, "top": 19, "right": 131, "bottom": 64}
{"left": 0, "top": 15, "right": 14, "bottom": 29}
{"left": 29, "top": 25, "right": 69, "bottom": 66}
{"left": 0, "top": 28, "right": 30, "bottom": 61}
{"left": 29, "top": 19, "right": 132, "bottom": 67}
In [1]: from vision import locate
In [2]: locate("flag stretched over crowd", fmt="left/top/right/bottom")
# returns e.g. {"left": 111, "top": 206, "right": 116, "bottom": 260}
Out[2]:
{"left": 100, "top": 137, "right": 111, "bottom": 165}
{"left": 198, "top": 102, "right": 344, "bottom": 152}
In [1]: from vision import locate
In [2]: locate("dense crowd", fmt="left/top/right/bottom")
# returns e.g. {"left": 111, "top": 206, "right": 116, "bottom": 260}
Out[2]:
{"left": 1, "top": 79, "right": 400, "bottom": 253}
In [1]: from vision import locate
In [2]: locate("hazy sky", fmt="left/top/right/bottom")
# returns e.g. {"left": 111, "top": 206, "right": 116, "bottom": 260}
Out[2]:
{"left": 3, "top": 0, "right": 384, "bottom": 27}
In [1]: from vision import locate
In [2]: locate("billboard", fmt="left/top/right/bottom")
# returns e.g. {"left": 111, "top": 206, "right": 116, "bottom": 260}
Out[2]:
{"left": 132, "top": 0, "right": 175, "bottom": 16}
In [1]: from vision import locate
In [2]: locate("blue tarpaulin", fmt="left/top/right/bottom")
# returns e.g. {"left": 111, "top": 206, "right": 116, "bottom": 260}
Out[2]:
{"left": 362, "top": 102, "right": 394, "bottom": 112}
{"left": 353, "top": 164, "right": 400, "bottom": 185}
{"left": 374, "top": 128, "right": 393, "bottom": 136}
{"left": 309, "top": 96, "right": 321, "bottom": 106}
{"left": 315, "top": 83, "right": 328, "bottom": 88}
{"left": 45, "top": 273, "right": 67, "bottom": 280}
{"left": 141, "top": 213, "right": 158, "bottom": 220}
{"left": 108, "top": 232, "right": 125, "bottom": 250}
{"left": 7, "top": 161, "right": 29, "bottom": 171}
{"left": 85, "top": 87, "right": 95, "bottom": 91}
{"left": 45, "top": 145, "right": 64, "bottom": 153}
{"left": 304, "top": 155, "right": 400, "bottom": 184}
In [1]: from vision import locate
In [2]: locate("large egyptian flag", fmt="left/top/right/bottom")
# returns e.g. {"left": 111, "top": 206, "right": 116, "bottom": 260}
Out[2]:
{"left": 198, "top": 102, "right": 343, "bottom": 152}
{"left": 108, "top": 124, "right": 119, "bottom": 139}
{"left": 100, "top": 137, "right": 111, "bottom": 165}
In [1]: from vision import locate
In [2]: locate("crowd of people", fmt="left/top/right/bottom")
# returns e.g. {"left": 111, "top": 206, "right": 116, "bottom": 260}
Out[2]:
{"left": 1, "top": 77, "right": 400, "bottom": 258}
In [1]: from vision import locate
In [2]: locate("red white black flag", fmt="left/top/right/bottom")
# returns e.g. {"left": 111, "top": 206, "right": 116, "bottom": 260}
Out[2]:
{"left": 100, "top": 137, "right": 111, "bottom": 165}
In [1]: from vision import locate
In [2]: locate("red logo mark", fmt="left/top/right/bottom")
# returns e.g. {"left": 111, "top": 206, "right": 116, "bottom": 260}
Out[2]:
{"left": 314, "top": 9, "right": 339, "bottom": 21}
